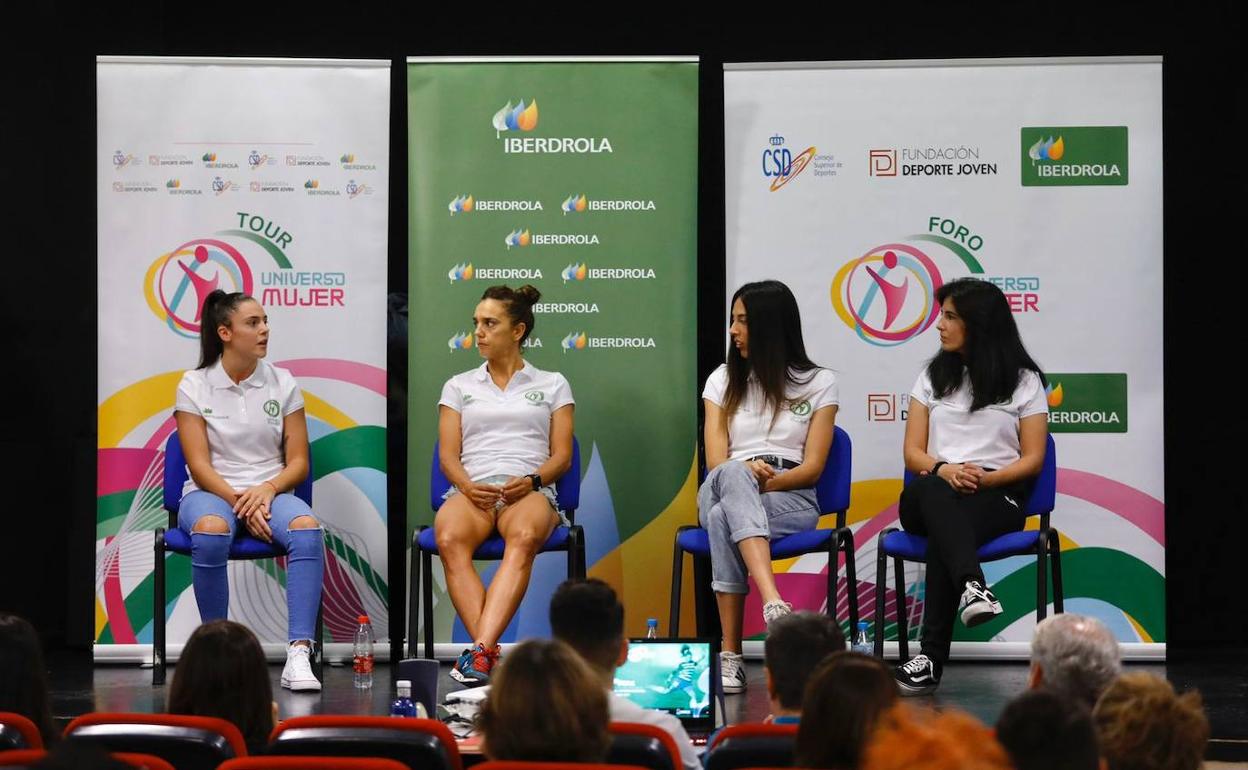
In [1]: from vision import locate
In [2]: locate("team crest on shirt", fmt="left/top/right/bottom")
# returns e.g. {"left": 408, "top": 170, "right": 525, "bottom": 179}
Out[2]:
{"left": 524, "top": 389, "right": 545, "bottom": 404}
{"left": 263, "top": 399, "right": 281, "bottom": 418}
{"left": 462, "top": 394, "right": 474, "bottom": 406}
{"left": 788, "top": 399, "right": 812, "bottom": 417}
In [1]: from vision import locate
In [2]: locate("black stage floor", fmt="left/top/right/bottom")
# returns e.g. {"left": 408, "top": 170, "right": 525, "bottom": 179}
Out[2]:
{"left": 44, "top": 651, "right": 1248, "bottom": 763}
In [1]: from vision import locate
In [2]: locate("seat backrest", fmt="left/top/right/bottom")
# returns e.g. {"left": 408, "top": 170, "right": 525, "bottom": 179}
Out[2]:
{"left": 113, "top": 752, "right": 178, "bottom": 770}
{"left": 705, "top": 724, "right": 797, "bottom": 770}
{"left": 477, "top": 763, "right": 649, "bottom": 770}
{"left": 430, "top": 437, "right": 582, "bottom": 517}
{"left": 0, "top": 712, "right": 43, "bottom": 750}
{"left": 814, "top": 425, "right": 852, "bottom": 515}
{"left": 902, "top": 434, "right": 1057, "bottom": 516}
{"left": 607, "top": 722, "right": 680, "bottom": 770}
{"left": 220, "top": 757, "right": 411, "bottom": 770}
{"left": 268, "top": 717, "right": 462, "bottom": 770}
{"left": 0, "top": 750, "right": 175, "bottom": 770}
{"left": 64, "top": 713, "right": 247, "bottom": 770}
{"left": 163, "top": 429, "right": 313, "bottom": 514}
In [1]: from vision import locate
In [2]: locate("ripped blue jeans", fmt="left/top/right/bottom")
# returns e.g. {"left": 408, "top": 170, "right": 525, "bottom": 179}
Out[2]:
{"left": 178, "top": 490, "right": 324, "bottom": 641}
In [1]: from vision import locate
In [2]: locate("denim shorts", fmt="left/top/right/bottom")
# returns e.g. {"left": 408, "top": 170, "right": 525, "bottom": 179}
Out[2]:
{"left": 442, "top": 474, "right": 568, "bottom": 525}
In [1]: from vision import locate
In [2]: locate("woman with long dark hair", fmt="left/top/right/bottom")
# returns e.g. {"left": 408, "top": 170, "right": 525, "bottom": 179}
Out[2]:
{"left": 893, "top": 278, "right": 1048, "bottom": 695}
{"left": 435, "top": 285, "right": 575, "bottom": 686}
{"left": 167, "top": 620, "right": 277, "bottom": 754}
{"left": 796, "top": 652, "right": 898, "bottom": 770}
{"left": 700, "top": 280, "right": 839, "bottom": 694}
{"left": 173, "top": 290, "right": 324, "bottom": 691}
{"left": 0, "top": 612, "right": 57, "bottom": 745}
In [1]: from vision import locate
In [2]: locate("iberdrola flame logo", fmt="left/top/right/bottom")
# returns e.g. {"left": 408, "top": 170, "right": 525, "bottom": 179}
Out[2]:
{"left": 449, "top": 194, "right": 475, "bottom": 215}
{"left": 505, "top": 229, "right": 531, "bottom": 249}
{"left": 1046, "top": 382, "right": 1064, "bottom": 408}
{"left": 561, "top": 194, "right": 587, "bottom": 214}
{"left": 448, "top": 263, "right": 474, "bottom": 282}
{"left": 448, "top": 332, "right": 474, "bottom": 351}
{"left": 561, "top": 331, "right": 588, "bottom": 351}
{"left": 1028, "top": 136, "right": 1065, "bottom": 163}
{"left": 561, "top": 263, "right": 588, "bottom": 283}
{"left": 492, "top": 99, "right": 539, "bottom": 137}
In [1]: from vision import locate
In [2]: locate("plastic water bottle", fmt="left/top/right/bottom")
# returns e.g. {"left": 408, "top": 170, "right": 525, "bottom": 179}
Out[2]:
{"left": 353, "top": 614, "right": 375, "bottom": 689}
{"left": 851, "top": 621, "right": 872, "bottom": 656}
{"left": 646, "top": 618, "right": 659, "bottom": 638}
{"left": 391, "top": 679, "right": 417, "bottom": 717}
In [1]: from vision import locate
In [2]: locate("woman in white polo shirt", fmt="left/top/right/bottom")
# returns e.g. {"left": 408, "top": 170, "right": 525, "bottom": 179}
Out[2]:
{"left": 436, "top": 284, "right": 575, "bottom": 686}
{"left": 892, "top": 278, "right": 1048, "bottom": 697}
{"left": 700, "top": 280, "right": 839, "bottom": 694}
{"left": 173, "top": 290, "right": 324, "bottom": 692}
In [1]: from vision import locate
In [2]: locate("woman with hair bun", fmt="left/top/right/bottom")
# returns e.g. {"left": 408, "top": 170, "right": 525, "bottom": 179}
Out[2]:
{"left": 435, "top": 285, "right": 575, "bottom": 686}
{"left": 174, "top": 290, "right": 324, "bottom": 692}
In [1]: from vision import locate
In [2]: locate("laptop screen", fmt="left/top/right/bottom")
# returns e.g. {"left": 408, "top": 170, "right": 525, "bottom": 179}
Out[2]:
{"left": 613, "top": 638, "right": 717, "bottom": 731}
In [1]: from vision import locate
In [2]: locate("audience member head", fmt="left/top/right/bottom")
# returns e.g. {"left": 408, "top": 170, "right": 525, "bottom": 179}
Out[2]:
{"left": 478, "top": 638, "right": 610, "bottom": 763}
{"left": 0, "top": 612, "right": 57, "bottom": 744}
{"left": 796, "top": 652, "right": 897, "bottom": 769}
{"left": 997, "top": 688, "right": 1100, "bottom": 770}
{"left": 1029, "top": 613, "right": 1121, "bottom": 708}
{"left": 166, "top": 620, "right": 275, "bottom": 752}
{"left": 1094, "top": 672, "right": 1209, "bottom": 770}
{"left": 763, "top": 611, "right": 846, "bottom": 715}
{"left": 549, "top": 578, "right": 626, "bottom": 680}
{"left": 860, "top": 704, "right": 1013, "bottom": 770}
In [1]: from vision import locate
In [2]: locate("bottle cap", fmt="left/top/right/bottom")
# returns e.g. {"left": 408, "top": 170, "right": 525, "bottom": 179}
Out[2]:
{"left": 358, "top": 614, "right": 370, "bottom": 624}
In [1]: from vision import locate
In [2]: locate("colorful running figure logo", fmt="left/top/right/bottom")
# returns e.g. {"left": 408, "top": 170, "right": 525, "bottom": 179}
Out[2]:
{"left": 830, "top": 244, "right": 944, "bottom": 347}
{"left": 144, "top": 238, "right": 254, "bottom": 339}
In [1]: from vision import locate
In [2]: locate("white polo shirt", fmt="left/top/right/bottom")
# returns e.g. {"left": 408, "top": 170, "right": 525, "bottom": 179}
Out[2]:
{"left": 438, "top": 361, "right": 575, "bottom": 481}
{"left": 174, "top": 359, "right": 305, "bottom": 498}
{"left": 911, "top": 367, "right": 1048, "bottom": 470}
{"left": 702, "top": 364, "right": 839, "bottom": 465}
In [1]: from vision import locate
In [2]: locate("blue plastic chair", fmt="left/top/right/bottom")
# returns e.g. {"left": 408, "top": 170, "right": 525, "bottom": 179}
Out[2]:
{"left": 408, "top": 438, "right": 585, "bottom": 658}
{"left": 873, "top": 434, "right": 1064, "bottom": 658}
{"left": 153, "top": 430, "right": 322, "bottom": 685}
{"left": 669, "top": 426, "right": 858, "bottom": 636}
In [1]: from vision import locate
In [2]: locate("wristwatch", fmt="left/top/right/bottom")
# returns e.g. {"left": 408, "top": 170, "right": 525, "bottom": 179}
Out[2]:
{"left": 526, "top": 473, "right": 543, "bottom": 491}
{"left": 931, "top": 461, "right": 947, "bottom": 476}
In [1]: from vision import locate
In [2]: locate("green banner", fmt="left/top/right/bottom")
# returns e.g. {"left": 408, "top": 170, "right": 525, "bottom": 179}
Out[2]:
{"left": 1021, "top": 126, "right": 1129, "bottom": 186}
{"left": 408, "top": 59, "right": 699, "bottom": 641}
{"left": 1045, "top": 372, "right": 1128, "bottom": 433}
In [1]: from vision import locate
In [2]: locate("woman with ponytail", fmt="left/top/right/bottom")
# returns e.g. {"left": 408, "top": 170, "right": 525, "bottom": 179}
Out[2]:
{"left": 435, "top": 284, "right": 575, "bottom": 686}
{"left": 173, "top": 290, "right": 324, "bottom": 692}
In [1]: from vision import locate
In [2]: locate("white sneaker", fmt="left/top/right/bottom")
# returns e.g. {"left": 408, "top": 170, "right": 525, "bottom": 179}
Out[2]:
{"left": 281, "top": 642, "right": 322, "bottom": 692}
{"left": 720, "top": 651, "right": 746, "bottom": 694}
{"left": 762, "top": 600, "right": 793, "bottom": 628}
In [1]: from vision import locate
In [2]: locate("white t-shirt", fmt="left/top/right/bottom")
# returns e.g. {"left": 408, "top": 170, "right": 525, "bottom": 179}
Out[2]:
{"left": 174, "top": 359, "right": 305, "bottom": 498}
{"left": 911, "top": 368, "right": 1048, "bottom": 470}
{"left": 702, "top": 365, "right": 839, "bottom": 465}
{"left": 609, "top": 692, "right": 701, "bottom": 770}
{"left": 439, "top": 361, "right": 574, "bottom": 480}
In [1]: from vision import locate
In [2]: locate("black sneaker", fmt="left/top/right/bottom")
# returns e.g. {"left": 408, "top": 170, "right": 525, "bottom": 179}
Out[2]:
{"left": 894, "top": 654, "right": 941, "bottom": 696}
{"left": 958, "top": 580, "right": 1003, "bottom": 628}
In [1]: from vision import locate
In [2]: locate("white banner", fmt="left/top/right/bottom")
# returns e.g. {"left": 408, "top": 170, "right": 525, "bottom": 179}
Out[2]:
{"left": 725, "top": 57, "right": 1164, "bottom": 650}
{"left": 96, "top": 57, "right": 391, "bottom": 651}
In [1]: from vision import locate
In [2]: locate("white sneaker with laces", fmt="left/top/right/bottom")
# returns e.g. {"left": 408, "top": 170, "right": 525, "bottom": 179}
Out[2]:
{"left": 720, "top": 651, "right": 747, "bottom": 694}
{"left": 958, "top": 580, "right": 1004, "bottom": 628}
{"left": 281, "top": 642, "right": 322, "bottom": 692}
{"left": 762, "top": 600, "right": 793, "bottom": 628}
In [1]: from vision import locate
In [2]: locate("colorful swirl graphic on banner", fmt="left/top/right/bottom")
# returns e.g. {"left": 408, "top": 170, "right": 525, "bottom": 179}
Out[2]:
{"left": 95, "top": 359, "right": 387, "bottom": 644}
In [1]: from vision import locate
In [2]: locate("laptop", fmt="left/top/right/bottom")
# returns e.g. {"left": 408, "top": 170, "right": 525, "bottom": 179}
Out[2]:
{"left": 613, "top": 637, "right": 721, "bottom": 744}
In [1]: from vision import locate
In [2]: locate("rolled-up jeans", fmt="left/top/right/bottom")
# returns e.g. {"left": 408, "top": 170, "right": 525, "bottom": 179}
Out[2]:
{"left": 696, "top": 460, "right": 820, "bottom": 594}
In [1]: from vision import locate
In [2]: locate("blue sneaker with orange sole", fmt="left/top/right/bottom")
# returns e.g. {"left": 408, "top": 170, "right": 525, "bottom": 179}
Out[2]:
{"left": 450, "top": 642, "right": 500, "bottom": 686}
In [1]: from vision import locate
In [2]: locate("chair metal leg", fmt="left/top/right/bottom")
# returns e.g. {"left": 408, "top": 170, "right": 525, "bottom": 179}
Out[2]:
{"left": 1050, "top": 528, "right": 1065, "bottom": 614}
{"left": 422, "top": 547, "right": 435, "bottom": 660}
{"left": 692, "top": 554, "right": 718, "bottom": 640}
{"left": 840, "top": 528, "right": 859, "bottom": 631}
{"left": 669, "top": 537, "right": 685, "bottom": 638}
{"left": 874, "top": 534, "right": 887, "bottom": 658}
{"left": 414, "top": 531, "right": 429, "bottom": 658}
{"left": 1035, "top": 530, "right": 1049, "bottom": 622}
{"left": 153, "top": 530, "right": 167, "bottom": 686}
{"left": 894, "top": 555, "right": 909, "bottom": 661}
{"left": 313, "top": 598, "right": 324, "bottom": 679}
